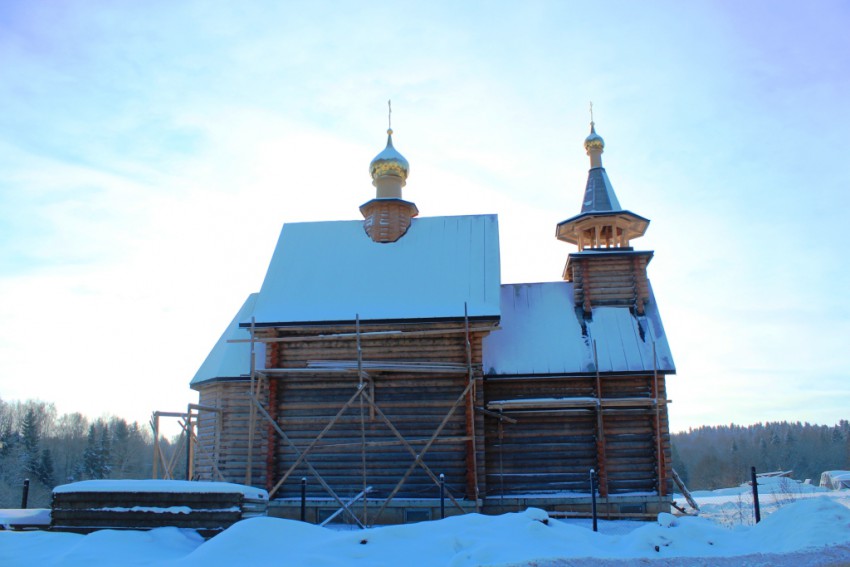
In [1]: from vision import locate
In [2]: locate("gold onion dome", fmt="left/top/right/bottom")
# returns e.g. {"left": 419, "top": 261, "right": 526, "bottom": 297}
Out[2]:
{"left": 584, "top": 122, "right": 605, "bottom": 152}
{"left": 370, "top": 129, "right": 409, "bottom": 187}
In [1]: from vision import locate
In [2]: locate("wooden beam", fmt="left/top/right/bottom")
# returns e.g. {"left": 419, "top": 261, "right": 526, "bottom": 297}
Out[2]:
{"left": 361, "top": 389, "right": 465, "bottom": 516}
{"left": 373, "top": 377, "right": 475, "bottom": 522}
{"left": 463, "top": 304, "right": 480, "bottom": 511}
{"left": 245, "top": 317, "right": 257, "bottom": 485}
{"left": 267, "top": 385, "right": 365, "bottom": 499}
{"left": 227, "top": 325, "right": 500, "bottom": 344}
{"left": 248, "top": 391, "right": 365, "bottom": 528}
{"left": 593, "top": 340, "right": 609, "bottom": 498}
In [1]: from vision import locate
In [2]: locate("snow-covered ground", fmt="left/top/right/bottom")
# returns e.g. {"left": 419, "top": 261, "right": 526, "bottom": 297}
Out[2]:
{"left": 2, "top": 479, "right": 849, "bottom": 566}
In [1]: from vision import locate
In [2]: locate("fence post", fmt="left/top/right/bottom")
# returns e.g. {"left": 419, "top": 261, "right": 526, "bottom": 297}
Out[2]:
{"left": 440, "top": 473, "right": 446, "bottom": 520}
{"left": 751, "top": 466, "right": 761, "bottom": 524}
{"left": 21, "top": 478, "right": 30, "bottom": 509}
{"left": 590, "top": 469, "right": 598, "bottom": 532}
{"left": 300, "top": 477, "right": 307, "bottom": 522}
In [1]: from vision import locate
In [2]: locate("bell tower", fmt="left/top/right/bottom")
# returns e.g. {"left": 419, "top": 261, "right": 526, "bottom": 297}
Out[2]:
{"left": 557, "top": 119, "right": 654, "bottom": 315}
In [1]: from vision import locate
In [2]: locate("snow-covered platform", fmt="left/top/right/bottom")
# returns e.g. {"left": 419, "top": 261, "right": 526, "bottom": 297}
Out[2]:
{"left": 50, "top": 480, "right": 268, "bottom": 537}
{"left": 0, "top": 508, "right": 50, "bottom": 531}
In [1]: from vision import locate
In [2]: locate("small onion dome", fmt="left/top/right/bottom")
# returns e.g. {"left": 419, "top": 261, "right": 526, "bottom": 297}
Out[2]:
{"left": 370, "top": 129, "right": 409, "bottom": 186}
{"left": 584, "top": 122, "right": 605, "bottom": 152}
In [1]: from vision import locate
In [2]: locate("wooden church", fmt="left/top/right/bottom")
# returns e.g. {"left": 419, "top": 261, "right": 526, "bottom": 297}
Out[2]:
{"left": 189, "top": 119, "right": 676, "bottom": 524}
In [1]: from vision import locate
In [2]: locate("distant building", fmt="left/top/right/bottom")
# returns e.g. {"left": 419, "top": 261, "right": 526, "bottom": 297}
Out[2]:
{"left": 190, "top": 120, "right": 675, "bottom": 524}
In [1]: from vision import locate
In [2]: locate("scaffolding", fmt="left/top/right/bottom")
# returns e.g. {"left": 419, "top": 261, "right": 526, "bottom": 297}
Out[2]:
{"left": 236, "top": 305, "right": 484, "bottom": 526}
{"left": 185, "top": 304, "right": 671, "bottom": 524}
{"left": 150, "top": 404, "right": 223, "bottom": 481}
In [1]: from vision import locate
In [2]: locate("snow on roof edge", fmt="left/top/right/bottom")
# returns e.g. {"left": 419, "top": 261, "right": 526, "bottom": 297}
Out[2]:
{"left": 53, "top": 480, "right": 269, "bottom": 500}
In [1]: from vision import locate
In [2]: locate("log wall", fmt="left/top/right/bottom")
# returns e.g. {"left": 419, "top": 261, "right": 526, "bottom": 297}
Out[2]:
{"left": 568, "top": 253, "right": 651, "bottom": 314}
{"left": 267, "top": 323, "right": 488, "bottom": 503}
{"left": 195, "top": 380, "right": 268, "bottom": 487}
{"left": 193, "top": 321, "right": 673, "bottom": 515}
{"left": 483, "top": 374, "right": 671, "bottom": 497}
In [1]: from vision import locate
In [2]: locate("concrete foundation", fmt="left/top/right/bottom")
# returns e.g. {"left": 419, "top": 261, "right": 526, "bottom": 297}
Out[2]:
{"left": 268, "top": 494, "right": 670, "bottom": 525}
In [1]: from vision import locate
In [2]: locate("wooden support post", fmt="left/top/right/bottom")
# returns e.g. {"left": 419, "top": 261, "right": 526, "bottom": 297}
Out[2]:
{"left": 151, "top": 413, "right": 159, "bottom": 480}
{"left": 463, "top": 303, "right": 480, "bottom": 511}
{"left": 185, "top": 407, "right": 194, "bottom": 480}
{"left": 671, "top": 469, "right": 699, "bottom": 512}
{"left": 498, "top": 409, "right": 505, "bottom": 505}
{"left": 267, "top": 385, "right": 365, "bottom": 498}
{"left": 653, "top": 342, "right": 665, "bottom": 497}
{"left": 356, "top": 315, "right": 368, "bottom": 525}
{"left": 189, "top": 426, "right": 227, "bottom": 482}
{"left": 593, "top": 341, "right": 609, "bottom": 498}
{"left": 248, "top": 391, "right": 365, "bottom": 528}
{"left": 266, "top": 378, "right": 278, "bottom": 492}
{"left": 373, "top": 378, "right": 474, "bottom": 522}
{"left": 361, "top": 389, "right": 465, "bottom": 514}
{"left": 245, "top": 317, "right": 258, "bottom": 485}
{"left": 166, "top": 426, "right": 187, "bottom": 479}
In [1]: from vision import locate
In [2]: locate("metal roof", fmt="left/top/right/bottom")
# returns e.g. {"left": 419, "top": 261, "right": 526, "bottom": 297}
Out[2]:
{"left": 483, "top": 281, "right": 675, "bottom": 375}
{"left": 581, "top": 167, "right": 620, "bottom": 213}
{"left": 191, "top": 218, "right": 676, "bottom": 387}
{"left": 250, "top": 214, "right": 502, "bottom": 325}
{"left": 190, "top": 293, "right": 262, "bottom": 387}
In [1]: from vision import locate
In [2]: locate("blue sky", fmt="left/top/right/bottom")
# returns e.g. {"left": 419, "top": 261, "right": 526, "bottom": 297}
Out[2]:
{"left": 1, "top": 1, "right": 848, "bottom": 432}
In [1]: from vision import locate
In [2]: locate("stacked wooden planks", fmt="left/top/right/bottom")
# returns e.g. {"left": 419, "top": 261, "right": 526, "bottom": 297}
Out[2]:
{"left": 50, "top": 483, "right": 268, "bottom": 537}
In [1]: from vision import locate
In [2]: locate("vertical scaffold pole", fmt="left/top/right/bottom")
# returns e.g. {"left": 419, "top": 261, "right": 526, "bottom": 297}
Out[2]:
{"left": 751, "top": 467, "right": 761, "bottom": 523}
{"left": 464, "top": 302, "right": 480, "bottom": 512}
{"left": 357, "top": 314, "right": 368, "bottom": 525}
{"left": 593, "top": 340, "right": 608, "bottom": 499}
{"left": 590, "top": 469, "right": 598, "bottom": 532}
{"left": 246, "top": 317, "right": 257, "bottom": 485}
{"left": 653, "top": 342, "right": 664, "bottom": 498}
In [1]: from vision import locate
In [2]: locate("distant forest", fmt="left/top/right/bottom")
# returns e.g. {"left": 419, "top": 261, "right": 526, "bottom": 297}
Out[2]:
{"left": 3, "top": 397, "right": 848, "bottom": 508}
{"left": 0, "top": 398, "right": 183, "bottom": 508}
{"left": 672, "top": 421, "right": 850, "bottom": 490}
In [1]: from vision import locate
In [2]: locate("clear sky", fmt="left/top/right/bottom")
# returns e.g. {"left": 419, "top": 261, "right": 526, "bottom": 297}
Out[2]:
{"left": 1, "top": 1, "right": 848, "bottom": 433}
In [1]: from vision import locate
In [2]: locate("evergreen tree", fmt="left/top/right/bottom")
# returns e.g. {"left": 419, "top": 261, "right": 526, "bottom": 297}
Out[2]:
{"left": 83, "top": 424, "right": 104, "bottom": 479}
{"left": 99, "top": 423, "right": 112, "bottom": 478}
{"left": 20, "top": 407, "right": 41, "bottom": 477}
{"left": 36, "top": 448, "right": 54, "bottom": 486}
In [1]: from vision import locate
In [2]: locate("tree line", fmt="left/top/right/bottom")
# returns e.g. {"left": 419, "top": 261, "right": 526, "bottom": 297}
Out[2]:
{"left": 672, "top": 420, "right": 850, "bottom": 490}
{"left": 0, "top": 398, "right": 183, "bottom": 508}
{"left": 4, "top": 396, "right": 848, "bottom": 506}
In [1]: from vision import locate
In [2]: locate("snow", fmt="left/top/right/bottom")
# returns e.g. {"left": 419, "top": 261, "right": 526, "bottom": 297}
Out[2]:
{"left": 251, "top": 215, "right": 501, "bottom": 325}
{"left": 99, "top": 507, "right": 194, "bottom": 514}
{"left": 52, "top": 480, "right": 269, "bottom": 501}
{"left": 0, "top": 508, "right": 50, "bottom": 527}
{"left": 820, "top": 470, "right": 850, "bottom": 490}
{"left": 2, "top": 488, "right": 850, "bottom": 566}
{"left": 483, "top": 282, "right": 674, "bottom": 375}
{"left": 191, "top": 293, "right": 261, "bottom": 386}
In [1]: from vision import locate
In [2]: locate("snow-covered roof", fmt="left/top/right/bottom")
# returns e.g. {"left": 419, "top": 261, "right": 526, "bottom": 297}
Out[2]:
{"left": 53, "top": 480, "right": 269, "bottom": 500}
{"left": 483, "top": 281, "right": 675, "bottom": 375}
{"left": 191, "top": 294, "right": 263, "bottom": 387}
{"left": 820, "top": 470, "right": 850, "bottom": 490}
{"left": 251, "top": 214, "right": 501, "bottom": 325}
